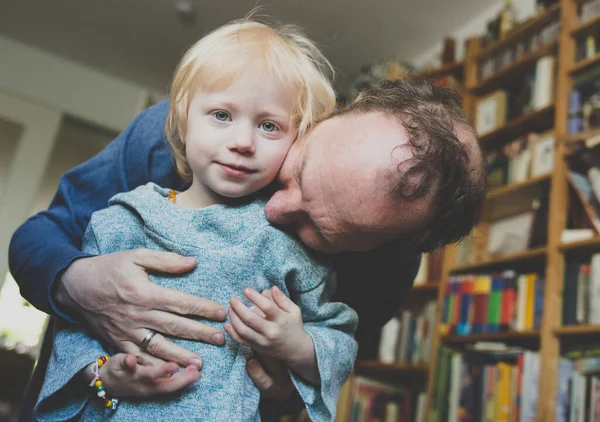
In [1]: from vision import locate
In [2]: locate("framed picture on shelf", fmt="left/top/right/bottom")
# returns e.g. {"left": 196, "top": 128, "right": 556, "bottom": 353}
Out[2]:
{"left": 530, "top": 131, "right": 555, "bottom": 176}
{"left": 475, "top": 90, "right": 507, "bottom": 136}
{"left": 487, "top": 212, "right": 535, "bottom": 257}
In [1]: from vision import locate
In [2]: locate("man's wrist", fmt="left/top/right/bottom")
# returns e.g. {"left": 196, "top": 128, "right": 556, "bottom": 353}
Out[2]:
{"left": 51, "top": 258, "right": 88, "bottom": 319}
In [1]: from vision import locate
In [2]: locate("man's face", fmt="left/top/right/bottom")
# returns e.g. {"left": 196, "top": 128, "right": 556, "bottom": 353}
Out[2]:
{"left": 264, "top": 111, "right": 434, "bottom": 254}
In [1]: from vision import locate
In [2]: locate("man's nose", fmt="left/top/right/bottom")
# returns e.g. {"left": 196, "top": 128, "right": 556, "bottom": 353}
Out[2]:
{"left": 265, "top": 189, "right": 303, "bottom": 225}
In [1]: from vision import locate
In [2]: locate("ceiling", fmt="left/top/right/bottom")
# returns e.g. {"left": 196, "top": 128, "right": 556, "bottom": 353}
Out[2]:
{"left": 0, "top": 0, "right": 498, "bottom": 95}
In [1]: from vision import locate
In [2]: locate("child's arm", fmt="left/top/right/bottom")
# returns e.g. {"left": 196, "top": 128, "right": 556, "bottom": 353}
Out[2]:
{"left": 81, "top": 353, "right": 200, "bottom": 397}
{"left": 225, "top": 286, "right": 320, "bottom": 384}
{"left": 225, "top": 278, "right": 358, "bottom": 422}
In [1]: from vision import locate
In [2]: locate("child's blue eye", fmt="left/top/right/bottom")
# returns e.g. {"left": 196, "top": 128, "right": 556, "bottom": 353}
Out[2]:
{"left": 260, "top": 121, "right": 278, "bottom": 132}
{"left": 213, "top": 111, "right": 231, "bottom": 122}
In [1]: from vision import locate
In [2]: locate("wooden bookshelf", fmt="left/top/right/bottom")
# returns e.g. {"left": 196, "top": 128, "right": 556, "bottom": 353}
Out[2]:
{"left": 411, "top": 282, "right": 440, "bottom": 294}
{"left": 569, "top": 53, "right": 600, "bottom": 76}
{"left": 442, "top": 330, "right": 541, "bottom": 348}
{"left": 570, "top": 15, "right": 600, "bottom": 38}
{"left": 411, "top": 61, "right": 463, "bottom": 80}
{"left": 478, "top": 105, "right": 555, "bottom": 150}
{"left": 476, "top": 3, "right": 561, "bottom": 60}
{"left": 354, "top": 361, "right": 429, "bottom": 373}
{"left": 560, "top": 236, "right": 600, "bottom": 253}
{"left": 554, "top": 325, "right": 600, "bottom": 337}
{"left": 486, "top": 174, "right": 552, "bottom": 201}
{"left": 565, "top": 127, "right": 600, "bottom": 144}
{"left": 449, "top": 247, "right": 548, "bottom": 274}
{"left": 474, "top": 40, "right": 559, "bottom": 95}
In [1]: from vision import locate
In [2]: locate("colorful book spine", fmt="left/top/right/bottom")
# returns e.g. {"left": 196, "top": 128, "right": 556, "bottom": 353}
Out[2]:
{"left": 473, "top": 275, "right": 491, "bottom": 334}
{"left": 501, "top": 271, "right": 518, "bottom": 332}
{"left": 457, "top": 276, "right": 474, "bottom": 335}
{"left": 488, "top": 274, "right": 504, "bottom": 332}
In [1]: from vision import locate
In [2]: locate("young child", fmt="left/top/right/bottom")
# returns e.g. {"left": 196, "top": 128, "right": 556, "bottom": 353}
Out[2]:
{"left": 34, "top": 19, "right": 358, "bottom": 422}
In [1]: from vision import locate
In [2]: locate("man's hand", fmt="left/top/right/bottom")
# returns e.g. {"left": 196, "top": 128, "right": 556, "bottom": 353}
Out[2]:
{"left": 85, "top": 354, "right": 201, "bottom": 397}
{"left": 246, "top": 355, "right": 294, "bottom": 401}
{"left": 54, "top": 249, "right": 227, "bottom": 367}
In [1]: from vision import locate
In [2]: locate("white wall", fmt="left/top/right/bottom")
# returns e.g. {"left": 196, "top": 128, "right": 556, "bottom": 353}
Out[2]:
{"left": 0, "top": 35, "right": 162, "bottom": 132}
{"left": 410, "top": 0, "right": 538, "bottom": 69}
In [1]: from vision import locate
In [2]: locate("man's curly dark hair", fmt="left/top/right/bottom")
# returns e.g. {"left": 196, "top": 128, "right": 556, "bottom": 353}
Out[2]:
{"left": 339, "top": 78, "right": 487, "bottom": 253}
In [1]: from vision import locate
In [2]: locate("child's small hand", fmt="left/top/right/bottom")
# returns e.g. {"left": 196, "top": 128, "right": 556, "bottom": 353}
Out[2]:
{"left": 224, "top": 286, "right": 313, "bottom": 365}
{"left": 90, "top": 353, "right": 201, "bottom": 397}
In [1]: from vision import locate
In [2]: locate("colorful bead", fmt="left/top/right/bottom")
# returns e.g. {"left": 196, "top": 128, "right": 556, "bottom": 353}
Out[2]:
{"left": 105, "top": 399, "right": 113, "bottom": 408}
{"left": 94, "top": 380, "right": 102, "bottom": 388}
{"left": 96, "top": 386, "right": 104, "bottom": 393}
{"left": 97, "top": 390, "right": 106, "bottom": 398}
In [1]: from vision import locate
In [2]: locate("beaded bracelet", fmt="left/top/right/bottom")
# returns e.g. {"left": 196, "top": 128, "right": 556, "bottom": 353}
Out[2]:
{"left": 89, "top": 355, "right": 119, "bottom": 410}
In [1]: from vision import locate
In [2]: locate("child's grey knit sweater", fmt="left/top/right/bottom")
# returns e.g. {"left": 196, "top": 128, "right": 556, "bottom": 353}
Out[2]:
{"left": 34, "top": 183, "right": 358, "bottom": 422}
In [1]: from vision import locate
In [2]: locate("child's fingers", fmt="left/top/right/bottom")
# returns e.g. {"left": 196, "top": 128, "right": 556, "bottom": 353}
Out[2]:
{"left": 224, "top": 322, "right": 249, "bottom": 346}
{"left": 136, "top": 361, "right": 180, "bottom": 382}
{"left": 154, "top": 365, "right": 201, "bottom": 394}
{"left": 243, "top": 289, "right": 279, "bottom": 319}
{"left": 230, "top": 297, "right": 270, "bottom": 334}
{"left": 123, "top": 354, "right": 138, "bottom": 373}
{"left": 228, "top": 307, "right": 265, "bottom": 346}
{"left": 271, "top": 286, "right": 297, "bottom": 313}
{"left": 249, "top": 305, "right": 266, "bottom": 319}
{"left": 261, "top": 289, "right": 274, "bottom": 302}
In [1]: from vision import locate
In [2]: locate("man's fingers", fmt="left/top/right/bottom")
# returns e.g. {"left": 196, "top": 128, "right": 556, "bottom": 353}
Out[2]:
{"left": 150, "top": 284, "right": 226, "bottom": 321}
{"left": 145, "top": 310, "right": 225, "bottom": 345}
{"left": 246, "top": 358, "right": 275, "bottom": 393}
{"left": 136, "top": 332, "right": 205, "bottom": 369}
{"left": 132, "top": 249, "right": 197, "bottom": 274}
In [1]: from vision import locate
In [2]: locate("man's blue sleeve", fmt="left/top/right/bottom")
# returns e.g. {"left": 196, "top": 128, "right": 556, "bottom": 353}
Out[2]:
{"left": 8, "top": 100, "right": 181, "bottom": 320}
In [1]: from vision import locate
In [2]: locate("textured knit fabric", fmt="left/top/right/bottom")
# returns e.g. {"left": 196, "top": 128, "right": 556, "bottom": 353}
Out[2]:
{"left": 35, "top": 183, "right": 358, "bottom": 422}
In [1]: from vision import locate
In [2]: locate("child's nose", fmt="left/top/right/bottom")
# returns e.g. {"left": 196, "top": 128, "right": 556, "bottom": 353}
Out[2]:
{"left": 228, "top": 130, "right": 255, "bottom": 155}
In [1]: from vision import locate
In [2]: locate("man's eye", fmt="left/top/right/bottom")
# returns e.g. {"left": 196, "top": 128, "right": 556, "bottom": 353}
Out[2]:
{"left": 213, "top": 111, "right": 231, "bottom": 122}
{"left": 260, "top": 121, "right": 278, "bottom": 132}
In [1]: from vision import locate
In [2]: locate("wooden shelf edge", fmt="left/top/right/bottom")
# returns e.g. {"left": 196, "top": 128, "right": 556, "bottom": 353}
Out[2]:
{"left": 565, "top": 127, "right": 600, "bottom": 144}
{"left": 477, "top": 3, "right": 561, "bottom": 60}
{"left": 554, "top": 325, "right": 600, "bottom": 336}
{"left": 560, "top": 236, "right": 600, "bottom": 252}
{"left": 474, "top": 40, "right": 558, "bottom": 93}
{"left": 571, "top": 14, "right": 600, "bottom": 38}
{"left": 354, "top": 361, "right": 429, "bottom": 372}
{"left": 411, "top": 282, "right": 440, "bottom": 293}
{"left": 442, "top": 330, "right": 541, "bottom": 344}
{"left": 569, "top": 53, "right": 600, "bottom": 75}
{"left": 450, "top": 247, "right": 548, "bottom": 273}
{"left": 411, "top": 61, "right": 464, "bottom": 80}
{"left": 487, "top": 174, "right": 551, "bottom": 201}
{"left": 478, "top": 105, "right": 555, "bottom": 147}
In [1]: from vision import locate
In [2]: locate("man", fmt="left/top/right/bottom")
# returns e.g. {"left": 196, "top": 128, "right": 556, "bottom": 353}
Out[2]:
{"left": 9, "top": 79, "right": 485, "bottom": 414}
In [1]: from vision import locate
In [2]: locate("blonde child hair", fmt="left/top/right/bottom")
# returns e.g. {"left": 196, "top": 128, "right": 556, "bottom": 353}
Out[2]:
{"left": 166, "top": 18, "right": 336, "bottom": 181}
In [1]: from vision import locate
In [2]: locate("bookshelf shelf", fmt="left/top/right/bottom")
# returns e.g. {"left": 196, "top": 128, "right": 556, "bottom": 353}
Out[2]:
{"left": 411, "top": 61, "right": 464, "bottom": 80}
{"left": 487, "top": 174, "right": 552, "bottom": 201}
{"left": 476, "top": 3, "right": 561, "bottom": 60}
{"left": 554, "top": 325, "right": 600, "bottom": 337}
{"left": 474, "top": 40, "right": 559, "bottom": 95}
{"left": 449, "top": 247, "right": 548, "bottom": 274}
{"left": 355, "top": 361, "right": 429, "bottom": 373}
{"left": 478, "top": 105, "right": 555, "bottom": 150}
{"left": 564, "top": 127, "right": 600, "bottom": 144}
{"left": 569, "top": 53, "right": 600, "bottom": 76}
{"left": 560, "top": 236, "right": 600, "bottom": 253}
{"left": 442, "top": 331, "right": 541, "bottom": 348}
{"left": 411, "top": 282, "right": 439, "bottom": 294}
{"left": 570, "top": 15, "right": 600, "bottom": 38}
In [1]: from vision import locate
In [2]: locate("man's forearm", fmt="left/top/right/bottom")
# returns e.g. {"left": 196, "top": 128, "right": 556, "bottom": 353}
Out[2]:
{"left": 9, "top": 217, "right": 91, "bottom": 319}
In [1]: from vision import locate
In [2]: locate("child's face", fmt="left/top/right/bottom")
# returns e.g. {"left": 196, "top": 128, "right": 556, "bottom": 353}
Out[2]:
{"left": 185, "top": 67, "right": 298, "bottom": 198}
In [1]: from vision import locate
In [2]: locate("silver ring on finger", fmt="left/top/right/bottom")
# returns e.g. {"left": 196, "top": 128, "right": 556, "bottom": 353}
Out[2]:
{"left": 140, "top": 329, "right": 157, "bottom": 352}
